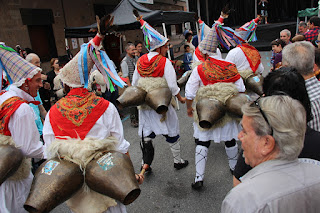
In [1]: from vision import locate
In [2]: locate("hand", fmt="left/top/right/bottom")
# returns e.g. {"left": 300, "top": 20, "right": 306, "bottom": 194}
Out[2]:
{"left": 43, "top": 82, "right": 51, "bottom": 90}
{"left": 135, "top": 173, "right": 144, "bottom": 184}
{"left": 220, "top": 12, "right": 229, "bottom": 19}
{"left": 179, "top": 96, "right": 186, "bottom": 104}
{"left": 187, "top": 107, "right": 193, "bottom": 117}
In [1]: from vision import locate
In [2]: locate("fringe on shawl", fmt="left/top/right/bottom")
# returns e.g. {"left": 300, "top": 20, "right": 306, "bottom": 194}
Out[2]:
{"left": 193, "top": 83, "right": 241, "bottom": 131}
{"left": 47, "top": 136, "right": 119, "bottom": 212}
{"left": 0, "top": 134, "right": 31, "bottom": 181}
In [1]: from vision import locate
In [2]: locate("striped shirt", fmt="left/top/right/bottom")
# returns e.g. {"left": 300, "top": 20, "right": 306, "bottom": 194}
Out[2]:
{"left": 305, "top": 76, "right": 320, "bottom": 131}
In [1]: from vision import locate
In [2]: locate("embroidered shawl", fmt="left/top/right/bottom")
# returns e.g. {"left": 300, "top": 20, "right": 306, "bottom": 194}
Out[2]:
{"left": 137, "top": 54, "right": 166, "bottom": 77}
{"left": 197, "top": 57, "right": 241, "bottom": 86}
{"left": 49, "top": 88, "right": 109, "bottom": 140}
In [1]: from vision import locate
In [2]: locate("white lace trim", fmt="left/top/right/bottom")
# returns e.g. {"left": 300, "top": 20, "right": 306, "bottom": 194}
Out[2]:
{"left": 12, "top": 67, "right": 42, "bottom": 87}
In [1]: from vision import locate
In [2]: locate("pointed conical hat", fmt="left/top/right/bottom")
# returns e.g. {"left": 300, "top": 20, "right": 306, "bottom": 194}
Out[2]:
{"left": 140, "top": 19, "right": 168, "bottom": 51}
{"left": 59, "top": 50, "right": 94, "bottom": 88}
{"left": 0, "top": 43, "right": 41, "bottom": 87}
{"left": 198, "top": 27, "right": 218, "bottom": 55}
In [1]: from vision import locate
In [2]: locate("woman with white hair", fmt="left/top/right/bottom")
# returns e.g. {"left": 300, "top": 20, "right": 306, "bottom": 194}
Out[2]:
{"left": 222, "top": 95, "right": 320, "bottom": 213}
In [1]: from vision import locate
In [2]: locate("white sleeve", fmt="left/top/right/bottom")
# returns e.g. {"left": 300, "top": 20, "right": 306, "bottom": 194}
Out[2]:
{"left": 120, "top": 61, "right": 129, "bottom": 78}
{"left": 225, "top": 49, "right": 236, "bottom": 63}
{"left": 131, "top": 67, "right": 140, "bottom": 86}
{"left": 164, "top": 59, "right": 180, "bottom": 96}
{"left": 102, "top": 103, "right": 130, "bottom": 154}
{"left": 185, "top": 67, "right": 201, "bottom": 100}
{"left": 43, "top": 111, "right": 55, "bottom": 158}
{"left": 234, "top": 78, "right": 246, "bottom": 92}
{"left": 257, "top": 62, "right": 264, "bottom": 75}
{"left": 9, "top": 104, "right": 45, "bottom": 159}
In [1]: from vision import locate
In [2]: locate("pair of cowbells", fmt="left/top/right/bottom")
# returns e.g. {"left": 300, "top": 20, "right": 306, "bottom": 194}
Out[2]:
{"left": 197, "top": 93, "right": 251, "bottom": 129}
{"left": 117, "top": 86, "right": 171, "bottom": 114}
{"left": 24, "top": 151, "right": 140, "bottom": 213}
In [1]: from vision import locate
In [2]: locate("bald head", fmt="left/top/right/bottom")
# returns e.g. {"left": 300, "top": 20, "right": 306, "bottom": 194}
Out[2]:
{"left": 26, "top": 53, "right": 41, "bottom": 67}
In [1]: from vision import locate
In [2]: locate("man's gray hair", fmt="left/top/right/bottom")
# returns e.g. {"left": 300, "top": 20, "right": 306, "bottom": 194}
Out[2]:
{"left": 299, "top": 22, "right": 307, "bottom": 28}
{"left": 125, "top": 43, "right": 135, "bottom": 51}
{"left": 280, "top": 29, "right": 291, "bottom": 37}
{"left": 25, "top": 53, "right": 39, "bottom": 63}
{"left": 282, "top": 41, "right": 315, "bottom": 76}
{"left": 242, "top": 95, "right": 306, "bottom": 161}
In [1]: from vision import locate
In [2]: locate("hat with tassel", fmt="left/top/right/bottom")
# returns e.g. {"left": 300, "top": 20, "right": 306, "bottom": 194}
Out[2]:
{"left": 133, "top": 9, "right": 168, "bottom": 52}
{"left": 0, "top": 43, "right": 41, "bottom": 89}
{"left": 236, "top": 16, "right": 261, "bottom": 42}
{"left": 198, "top": 9, "right": 245, "bottom": 55}
{"left": 59, "top": 15, "right": 126, "bottom": 92}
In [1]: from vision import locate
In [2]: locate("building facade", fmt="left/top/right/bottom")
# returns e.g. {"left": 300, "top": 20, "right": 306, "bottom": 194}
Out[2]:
{"left": 0, "top": 0, "right": 186, "bottom": 71}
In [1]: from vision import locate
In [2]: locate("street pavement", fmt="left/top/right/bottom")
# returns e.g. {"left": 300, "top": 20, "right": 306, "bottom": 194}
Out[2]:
{"left": 51, "top": 51, "right": 272, "bottom": 213}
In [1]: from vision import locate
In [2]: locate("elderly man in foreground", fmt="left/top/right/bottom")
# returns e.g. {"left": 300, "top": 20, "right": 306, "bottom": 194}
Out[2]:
{"left": 221, "top": 95, "right": 320, "bottom": 213}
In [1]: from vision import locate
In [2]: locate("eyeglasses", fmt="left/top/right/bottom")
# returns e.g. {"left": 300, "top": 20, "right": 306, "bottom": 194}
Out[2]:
{"left": 252, "top": 97, "right": 273, "bottom": 135}
{"left": 316, "top": 40, "right": 320, "bottom": 46}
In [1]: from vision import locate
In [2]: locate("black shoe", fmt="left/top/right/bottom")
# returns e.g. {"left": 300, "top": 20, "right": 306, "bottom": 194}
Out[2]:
{"left": 191, "top": 181, "right": 203, "bottom": 190}
{"left": 174, "top": 160, "right": 189, "bottom": 170}
{"left": 131, "top": 120, "right": 138, "bottom": 128}
{"left": 230, "top": 169, "right": 234, "bottom": 175}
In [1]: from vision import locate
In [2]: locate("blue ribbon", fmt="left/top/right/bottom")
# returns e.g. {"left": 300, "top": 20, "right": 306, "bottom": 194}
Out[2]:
{"left": 100, "top": 50, "right": 127, "bottom": 88}
{"left": 78, "top": 45, "right": 86, "bottom": 86}
{"left": 201, "top": 23, "right": 205, "bottom": 41}
{"left": 145, "top": 24, "right": 163, "bottom": 43}
{"left": 82, "top": 44, "right": 89, "bottom": 88}
{"left": 0, "top": 62, "right": 3, "bottom": 90}
{"left": 0, "top": 59, "right": 12, "bottom": 86}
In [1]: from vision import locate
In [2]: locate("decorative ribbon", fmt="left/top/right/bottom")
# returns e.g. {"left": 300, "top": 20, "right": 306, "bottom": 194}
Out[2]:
{"left": 100, "top": 50, "right": 126, "bottom": 88}
{"left": 78, "top": 44, "right": 86, "bottom": 87}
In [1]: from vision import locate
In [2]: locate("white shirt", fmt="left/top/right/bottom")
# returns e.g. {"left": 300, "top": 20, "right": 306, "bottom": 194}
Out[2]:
{"left": 43, "top": 102, "right": 130, "bottom": 155}
{"left": 193, "top": 48, "right": 222, "bottom": 63}
{"left": 185, "top": 55, "right": 245, "bottom": 142}
{"left": 132, "top": 52, "right": 181, "bottom": 137}
{"left": 0, "top": 85, "right": 45, "bottom": 213}
{"left": 132, "top": 52, "right": 180, "bottom": 96}
{"left": 225, "top": 46, "right": 264, "bottom": 74}
{"left": 221, "top": 159, "right": 320, "bottom": 213}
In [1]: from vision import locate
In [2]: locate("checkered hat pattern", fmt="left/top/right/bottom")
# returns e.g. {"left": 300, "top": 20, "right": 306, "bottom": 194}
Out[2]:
{"left": 198, "top": 27, "right": 218, "bottom": 55}
{"left": 0, "top": 45, "right": 41, "bottom": 87}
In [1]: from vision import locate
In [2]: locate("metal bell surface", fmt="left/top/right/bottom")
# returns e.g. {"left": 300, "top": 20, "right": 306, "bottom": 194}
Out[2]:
{"left": 196, "top": 98, "right": 226, "bottom": 129}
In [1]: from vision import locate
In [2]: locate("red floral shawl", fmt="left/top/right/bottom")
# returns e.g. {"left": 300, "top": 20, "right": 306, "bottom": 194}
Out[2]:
{"left": 238, "top": 43, "right": 261, "bottom": 73}
{"left": 197, "top": 57, "right": 241, "bottom": 86}
{"left": 49, "top": 88, "right": 109, "bottom": 140}
{"left": 137, "top": 54, "right": 166, "bottom": 77}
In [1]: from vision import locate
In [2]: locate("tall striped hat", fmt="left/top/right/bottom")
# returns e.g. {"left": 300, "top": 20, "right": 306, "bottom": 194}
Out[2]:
{"left": 139, "top": 19, "right": 168, "bottom": 52}
{"left": 0, "top": 43, "right": 41, "bottom": 89}
{"left": 236, "top": 17, "right": 260, "bottom": 42}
